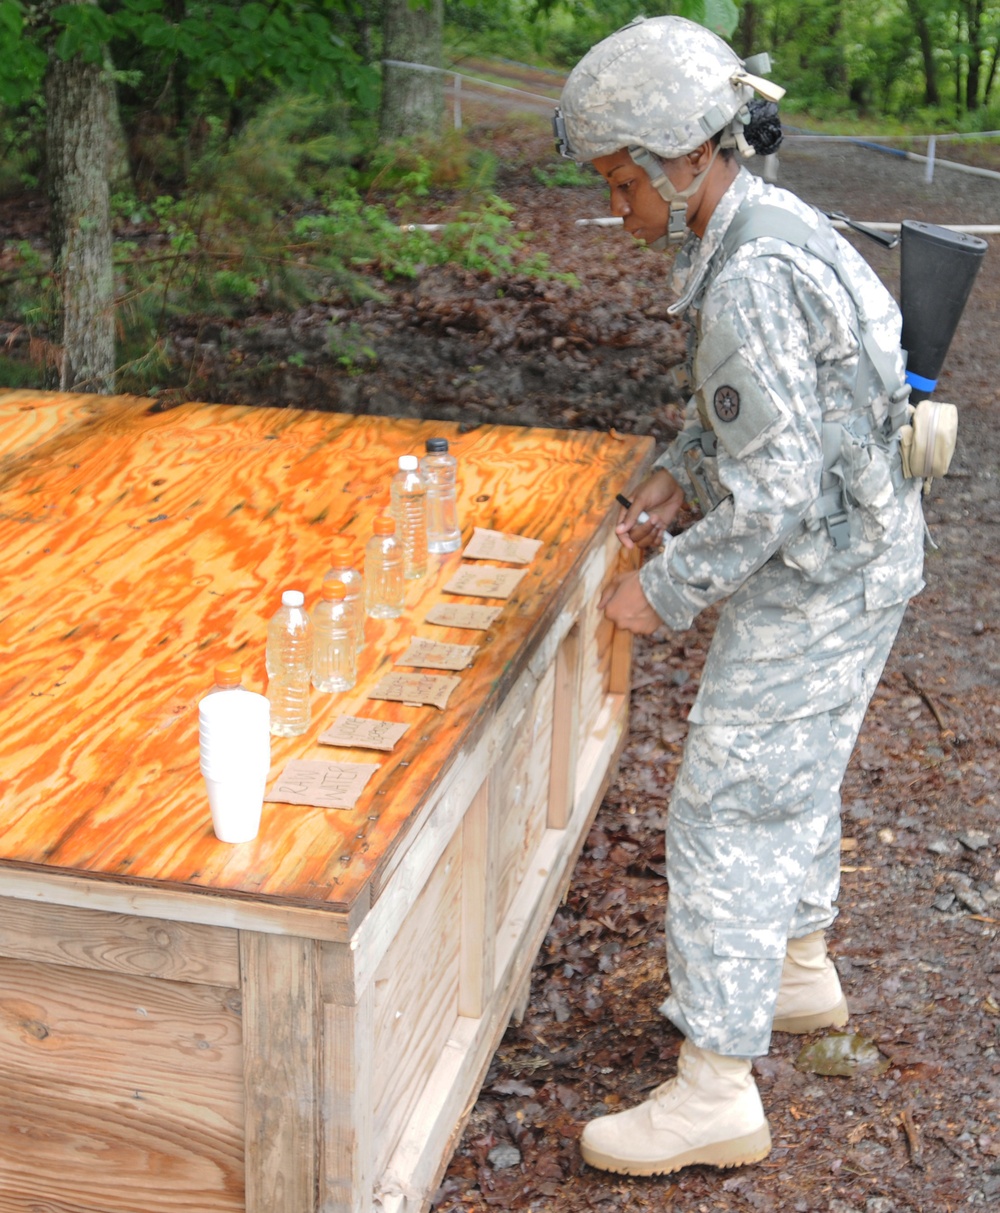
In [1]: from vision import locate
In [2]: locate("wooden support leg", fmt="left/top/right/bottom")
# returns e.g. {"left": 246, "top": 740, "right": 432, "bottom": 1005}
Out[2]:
{"left": 609, "top": 546, "right": 641, "bottom": 696}
{"left": 548, "top": 622, "right": 582, "bottom": 829}
{"left": 322, "top": 959, "right": 375, "bottom": 1213}
{"left": 240, "top": 932, "right": 321, "bottom": 1213}
{"left": 459, "top": 778, "right": 496, "bottom": 1020}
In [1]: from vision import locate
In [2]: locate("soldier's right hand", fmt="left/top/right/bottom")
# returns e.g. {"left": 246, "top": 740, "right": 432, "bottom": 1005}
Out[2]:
{"left": 615, "top": 470, "right": 684, "bottom": 550}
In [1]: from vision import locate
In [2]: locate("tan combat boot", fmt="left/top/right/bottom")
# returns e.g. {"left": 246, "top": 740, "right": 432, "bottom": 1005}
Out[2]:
{"left": 771, "top": 929, "right": 849, "bottom": 1034}
{"left": 579, "top": 1040, "right": 772, "bottom": 1176}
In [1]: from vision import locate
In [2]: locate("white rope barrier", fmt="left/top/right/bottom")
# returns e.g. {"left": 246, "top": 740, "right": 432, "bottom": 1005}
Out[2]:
{"left": 572, "top": 217, "right": 1000, "bottom": 235}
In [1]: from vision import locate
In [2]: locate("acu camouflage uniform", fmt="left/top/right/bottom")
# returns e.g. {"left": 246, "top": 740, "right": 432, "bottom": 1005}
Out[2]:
{"left": 639, "top": 168, "right": 925, "bottom": 1058}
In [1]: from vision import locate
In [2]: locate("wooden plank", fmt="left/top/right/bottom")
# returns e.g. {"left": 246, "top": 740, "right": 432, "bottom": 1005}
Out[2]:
{"left": 240, "top": 932, "right": 320, "bottom": 1213}
{"left": 322, "top": 975, "right": 375, "bottom": 1213}
{"left": 0, "top": 867, "right": 356, "bottom": 942}
{"left": 0, "top": 895, "right": 240, "bottom": 986}
{"left": 547, "top": 621, "right": 582, "bottom": 830}
{"left": 371, "top": 831, "right": 463, "bottom": 1176}
{"left": 458, "top": 779, "right": 495, "bottom": 1019}
{"left": 0, "top": 390, "right": 654, "bottom": 918}
{"left": 0, "top": 956, "right": 244, "bottom": 1213}
{"left": 494, "top": 663, "right": 555, "bottom": 928}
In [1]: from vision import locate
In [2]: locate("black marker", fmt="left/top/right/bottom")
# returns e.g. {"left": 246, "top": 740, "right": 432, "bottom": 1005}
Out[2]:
{"left": 616, "top": 493, "right": 651, "bottom": 525}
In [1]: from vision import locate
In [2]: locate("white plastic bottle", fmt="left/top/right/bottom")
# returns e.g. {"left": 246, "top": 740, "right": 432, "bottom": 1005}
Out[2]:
{"left": 420, "top": 437, "right": 461, "bottom": 553}
{"left": 323, "top": 534, "right": 364, "bottom": 652}
{"left": 390, "top": 454, "right": 428, "bottom": 580}
{"left": 265, "top": 589, "right": 313, "bottom": 736}
{"left": 312, "top": 580, "right": 357, "bottom": 693}
{"left": 365, "top": 515, "right": 404, "bottom": 619}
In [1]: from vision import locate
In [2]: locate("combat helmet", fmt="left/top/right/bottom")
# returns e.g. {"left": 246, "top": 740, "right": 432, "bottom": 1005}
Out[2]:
{"left": 554, "top": 15, "right": 784, "bottom": 166}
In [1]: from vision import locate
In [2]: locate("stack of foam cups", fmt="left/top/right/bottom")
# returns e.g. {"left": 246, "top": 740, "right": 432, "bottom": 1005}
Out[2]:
{"left": 198, "top": 689, "right": 271, "bottom": 843}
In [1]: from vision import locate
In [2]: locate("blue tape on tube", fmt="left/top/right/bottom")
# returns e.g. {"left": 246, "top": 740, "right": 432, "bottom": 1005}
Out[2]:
{"left": 906, "top": 370, "right": 937, "bottom": 392}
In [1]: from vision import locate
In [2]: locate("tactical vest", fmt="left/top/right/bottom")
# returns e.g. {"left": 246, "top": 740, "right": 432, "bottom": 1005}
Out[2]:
{"left": 684, "top": 201, "right": 911, "bottom": 549}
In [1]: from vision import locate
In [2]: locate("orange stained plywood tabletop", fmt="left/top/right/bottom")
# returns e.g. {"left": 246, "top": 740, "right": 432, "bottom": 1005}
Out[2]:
{"left": 0, "top": 390, "right": 654, "bottom": 923}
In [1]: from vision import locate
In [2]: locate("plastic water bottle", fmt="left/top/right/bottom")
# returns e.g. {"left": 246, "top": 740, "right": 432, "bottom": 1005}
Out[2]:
{"left": 265, "top": 589, "right": 313, "bottom": 736}
{"left": 323, "top": 535, "right": 364, "bottom": 652}
{"left": 420, "top": 437, "right": 461, "bottom": 553}
{"left": 390, "top": 454, "right": 427, "bottom": 580}
{"left": 206, "top": 660, "right": 243, "bottom": 694}
{"left": 312, "top": 580, "right": 356, "bottom": 693}
{"left": 365, "top": 515, "right": 404, "bottom": 618}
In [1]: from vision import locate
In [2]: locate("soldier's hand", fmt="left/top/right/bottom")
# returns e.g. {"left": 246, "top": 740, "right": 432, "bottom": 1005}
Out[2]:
{"left": 616, "top": 470, "right": 684, "bottom": 550}
{"left": 598, "top": 570, "right": 664, "bottom": 635}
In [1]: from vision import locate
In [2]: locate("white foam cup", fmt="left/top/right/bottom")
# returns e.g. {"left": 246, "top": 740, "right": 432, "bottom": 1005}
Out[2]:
{"left": 198, "top": 690, "right": 270, "bottom": 840}
{"left": 203, "top": 771, "right": 267, "bottom": 843}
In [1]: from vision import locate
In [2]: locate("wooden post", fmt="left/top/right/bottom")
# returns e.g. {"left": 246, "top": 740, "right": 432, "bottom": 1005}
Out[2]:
{"left": 458, "top": 778, "right": 496, "bottom": 1019}
{"left": 241, "top": 932, "right": 321, "bottom": 1213}
{"left": 547, "top": 622, "right": 582, "bottom": 829}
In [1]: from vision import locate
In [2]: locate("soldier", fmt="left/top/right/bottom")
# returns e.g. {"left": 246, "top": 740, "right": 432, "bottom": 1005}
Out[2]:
{"left": 554, "top": 15, "right": 926, "bottom": 1177}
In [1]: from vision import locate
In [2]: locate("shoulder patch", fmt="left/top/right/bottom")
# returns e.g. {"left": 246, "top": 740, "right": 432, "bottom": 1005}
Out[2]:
{"left": 714, "top": 385, "right": 740, "bottom": 423}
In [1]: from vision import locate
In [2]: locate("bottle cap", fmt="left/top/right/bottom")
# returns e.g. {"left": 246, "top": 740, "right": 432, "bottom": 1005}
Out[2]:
{"left": 398, "top": 454, "right": 418, "bottom": 471}
{"left": 373, "top": 515, "right": 395, "bottom": 536}
{"left": 281, "top": 589, "right": 305, "bottom": 607}
{"left": 425, "top": 438, "right": 449, "bottom": 453}
{"left": 214, "top": 660, "right": 242, "bottom": 687}
{"left": 322, "top": 579, "right": 347, "bottom": 600}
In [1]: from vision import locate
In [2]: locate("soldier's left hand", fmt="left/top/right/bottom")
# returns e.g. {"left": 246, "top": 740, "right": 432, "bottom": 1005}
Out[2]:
{"left": 598, "top": 571, "right": 663, "bottom": 634}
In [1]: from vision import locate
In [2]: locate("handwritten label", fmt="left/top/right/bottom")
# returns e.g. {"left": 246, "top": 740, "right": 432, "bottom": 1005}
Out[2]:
{"left": 319, "top": 716, "right": 409, "bottom": 752}
{"left": 462, "top": 527, "right": 543, "bottom": 565}
{"left": 266, "top": 759, "right": 380, "bottom": 809}
{"left": 396, "top": 638, "right": 478, "bottom": 670}
{"left": 368, "top": 672, "right": 461, "bottom": 710}
{"left": 443, "top": 566, "right": 525, "bottom": 600}
{"left": 425, "top": 603, "right": 502, "bottom": 630}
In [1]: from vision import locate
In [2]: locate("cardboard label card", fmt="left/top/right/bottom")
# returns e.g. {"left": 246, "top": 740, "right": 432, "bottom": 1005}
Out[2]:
{"left": 368, "top": 672, "right": 461, "bottom": 710}
{"left": 443, "top": 566, "right": 526, "bottom": 600}
{"left": 266, "top": 759, "right": 380, "bottom": 809}
{"left": 396, "top": 638, "right": 478, "bottom": 671}
{"left": 319, "top": 715, "right": 410, "bottom": 752}
{"left": 463, "top": 527, "right": 543, "bottom": 565}
{"left": 425, "top": 603, "right": 502, "bottom": 631}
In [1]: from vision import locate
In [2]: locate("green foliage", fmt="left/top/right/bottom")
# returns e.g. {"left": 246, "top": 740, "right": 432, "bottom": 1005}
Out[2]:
{"left": 532, "top": 159, "right": 593, "bottom": 187}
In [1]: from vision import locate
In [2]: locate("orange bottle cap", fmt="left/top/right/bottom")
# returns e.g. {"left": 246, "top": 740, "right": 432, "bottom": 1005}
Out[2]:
{"left": 322, "top": 580, "right": 347, "bottom": 600}
{"left": 214, "top": 660, "right": 242, "bottom": 687}
{"left": 373, "top": 515, "right": 395, "bottom": 536}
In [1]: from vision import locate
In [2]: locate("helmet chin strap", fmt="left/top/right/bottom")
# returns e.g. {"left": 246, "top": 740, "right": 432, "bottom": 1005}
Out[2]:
{"left": 630, "top": 142, "right": 722, "bottom": 209}
{"left": 628, "top": 143, "right": 721, "bottom": 244}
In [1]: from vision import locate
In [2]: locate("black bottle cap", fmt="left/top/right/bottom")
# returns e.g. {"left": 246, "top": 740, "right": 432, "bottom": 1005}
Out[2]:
{"left": 425, "top": 437, "right": 449, "bottom": 453}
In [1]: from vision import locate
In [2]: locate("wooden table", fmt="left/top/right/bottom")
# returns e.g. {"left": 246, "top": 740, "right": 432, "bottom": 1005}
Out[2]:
{"left": 0, "top": 389, "right": 655, "bottom": 1213}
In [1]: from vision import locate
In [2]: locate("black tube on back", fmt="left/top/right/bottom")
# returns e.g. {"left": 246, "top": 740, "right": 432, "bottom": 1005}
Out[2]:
{"left": 900, "top": 221, "right": 987, "bottom": 400}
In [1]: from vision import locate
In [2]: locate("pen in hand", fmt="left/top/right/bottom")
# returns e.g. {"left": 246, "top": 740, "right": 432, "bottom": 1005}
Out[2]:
{"left": 616, "top": 493, "right": 651, "bottom": 526}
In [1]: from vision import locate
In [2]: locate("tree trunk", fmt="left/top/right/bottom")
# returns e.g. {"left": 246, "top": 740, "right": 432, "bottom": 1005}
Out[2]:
{"left": 44, "top": 0, "right": 116, "bottom": 393}
{"left": 379, "top": 0, "right": 444, "bottom": 142}
{"left": 905, "top": 0, "right": 940, "bottom": 107}
{"left": 964, "top": 0, "right": 984, "bottom": 111}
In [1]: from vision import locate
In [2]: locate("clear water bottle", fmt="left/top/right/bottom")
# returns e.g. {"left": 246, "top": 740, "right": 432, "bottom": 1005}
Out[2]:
{"left": 365, "top": 515, "right": 404, "bottom": 619}
{"left": 421, "top": 437, "right": 461, "bottom": 553}
{"left": 323, "top": 534, "right": 364, "bottom": 652}
{"left": 312, "top": 580, "right": 357, "bottom": 693}
{"left": 265, "top": 589, "right": 313, "bottom": 737}
{"left": 206, "top": 660, "right": 243, "bottom": 694}
{"left": 390, "top": 454, "right": 427, "bottom": 580}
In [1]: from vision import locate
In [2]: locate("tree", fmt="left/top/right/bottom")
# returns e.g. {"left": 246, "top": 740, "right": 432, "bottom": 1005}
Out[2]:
{"left": 380, "top": 0, "right": 444, "bottom": 141}
{"left": 43, "top": 0, "right": 116, "bottom": 393}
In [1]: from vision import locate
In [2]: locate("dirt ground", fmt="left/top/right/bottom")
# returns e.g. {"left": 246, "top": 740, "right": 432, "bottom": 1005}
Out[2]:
{"left": 3, "top": 106, "right": 998, "bottom": 1211}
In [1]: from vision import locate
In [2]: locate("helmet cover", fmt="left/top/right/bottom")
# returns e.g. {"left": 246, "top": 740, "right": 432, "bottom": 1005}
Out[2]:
{"left": 556, "top": 15, "right": 773, "bottom": 163}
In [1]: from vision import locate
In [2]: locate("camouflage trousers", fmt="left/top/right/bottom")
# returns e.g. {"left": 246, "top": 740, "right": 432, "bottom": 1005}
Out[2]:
{"left": 659, "top": 566, "right": 911, "bottom": 1058}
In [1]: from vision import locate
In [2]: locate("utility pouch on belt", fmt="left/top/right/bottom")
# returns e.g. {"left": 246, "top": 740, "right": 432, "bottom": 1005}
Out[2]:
{"left": 677, "top": 426, "right": 726, "bottom": 515}
{"left": 898, "top": 399, "right": 958, "bottom": 490}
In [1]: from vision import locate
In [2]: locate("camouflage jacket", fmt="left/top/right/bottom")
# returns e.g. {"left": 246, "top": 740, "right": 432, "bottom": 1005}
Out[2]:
{"left": 639, "top": 168, "right": 925, "bottom": 632}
